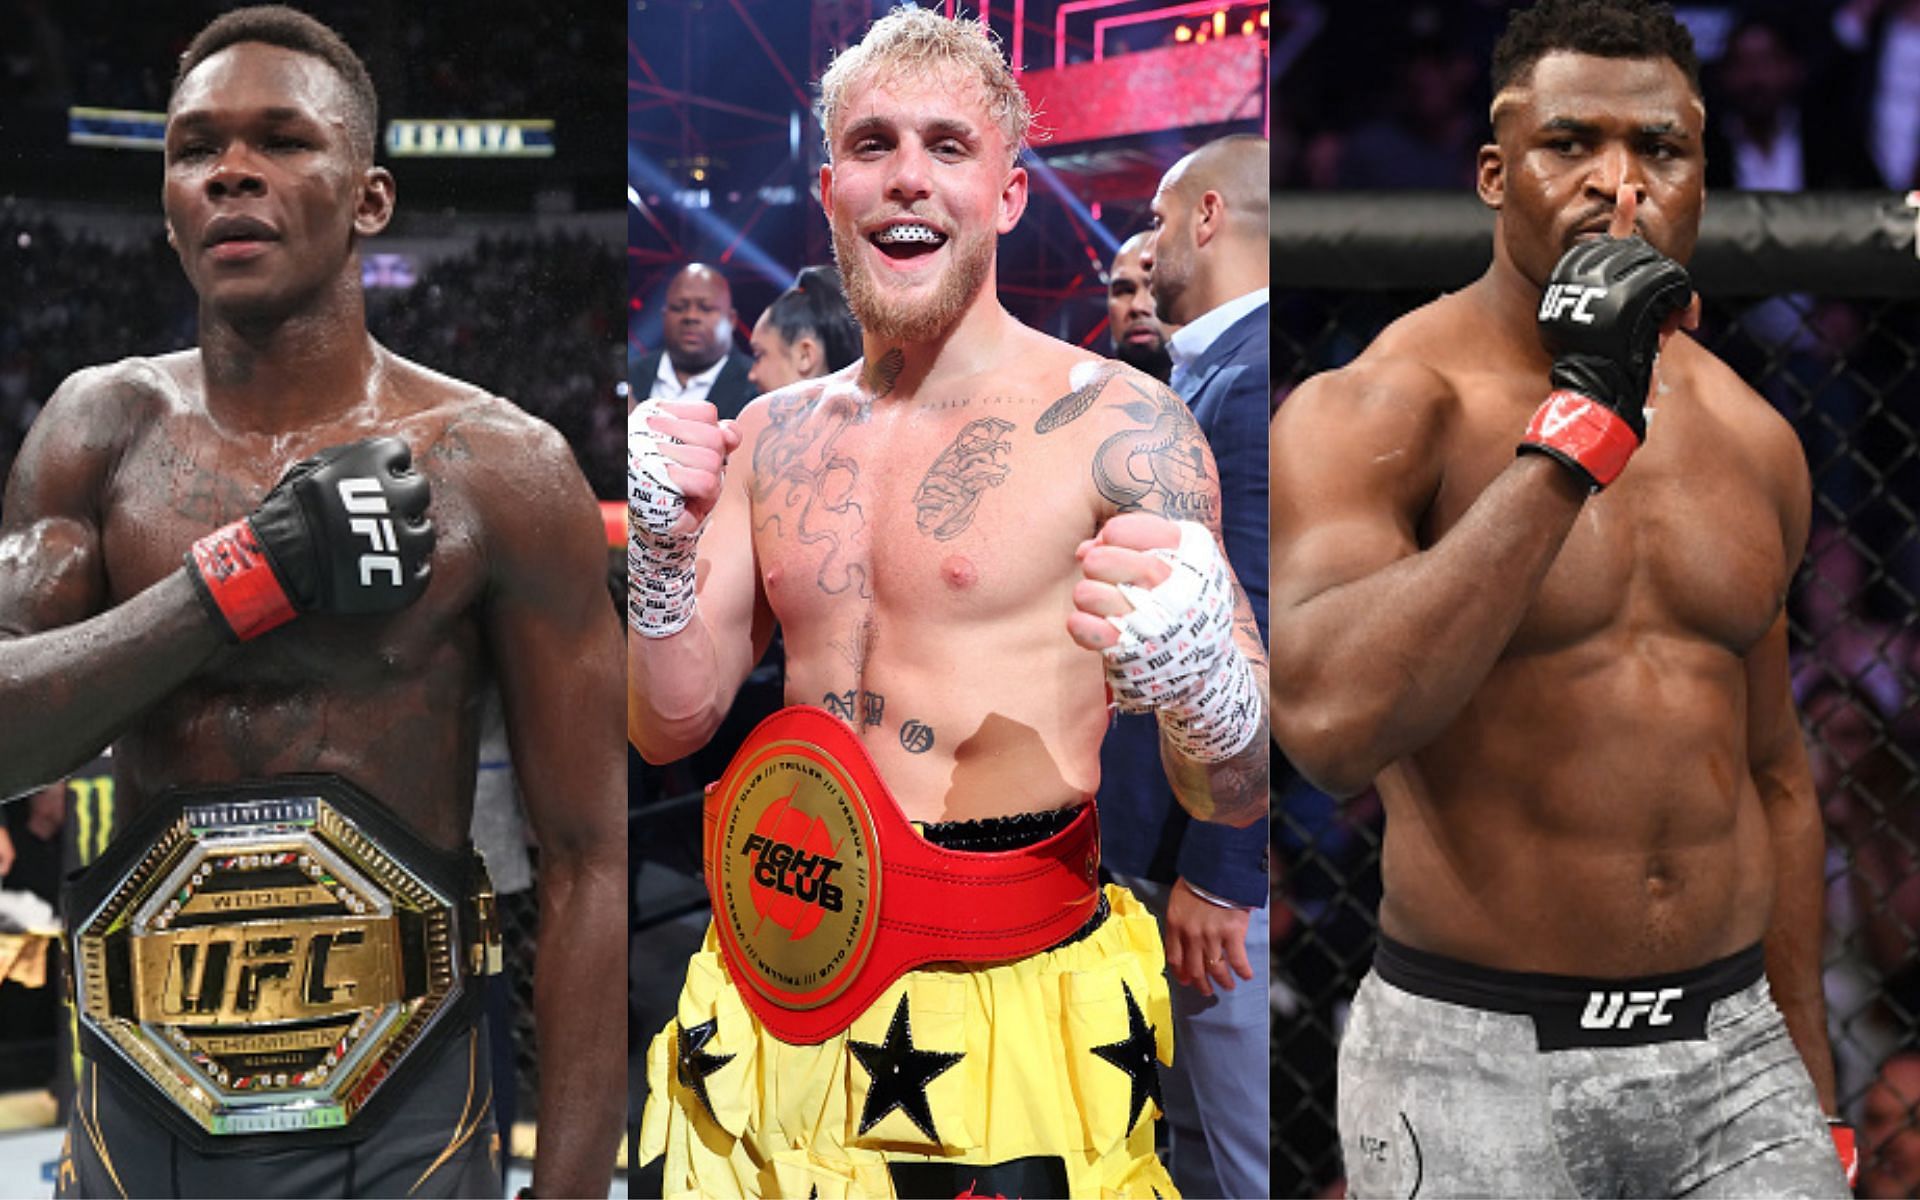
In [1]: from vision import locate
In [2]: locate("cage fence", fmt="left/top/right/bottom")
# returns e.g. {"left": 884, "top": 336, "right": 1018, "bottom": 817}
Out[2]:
{"left": 1272, "top": 191, "right": 1920, "bottom": 1197}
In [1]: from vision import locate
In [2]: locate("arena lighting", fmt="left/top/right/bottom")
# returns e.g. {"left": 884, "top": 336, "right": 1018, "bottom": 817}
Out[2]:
{"left": 1023, "top": 151, "right": 1120, "bottom": 258}
{"left": 1174, "top": 24, "right": 1192, "bottom": 41}
{"left": 68, "top": 107, "right": 163, "bottom": 150}
{"left": 1091, "top": 1, "right": 1266, "bottom": 62}
{"left": 69, "top": 107, "right": 557, "bottom": 158}
{"left": 628, "top": 144, "right": 791, "bottom": 287}
{"left": 1055, "top": 0, "right": 1263, "bottom": 68}
{"left": 385, "top": 118, "right": 554, "bottom": 157}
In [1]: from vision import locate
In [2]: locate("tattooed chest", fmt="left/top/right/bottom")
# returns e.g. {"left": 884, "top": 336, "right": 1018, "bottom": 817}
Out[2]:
{"left": 754, "top": 415, "right": 1085, "bottom": 623}
{"left": 104, "top": 416, "right": 474, "bottom": 576}
{"left": 104, "top": 435, "right": 279, "bottom": 592}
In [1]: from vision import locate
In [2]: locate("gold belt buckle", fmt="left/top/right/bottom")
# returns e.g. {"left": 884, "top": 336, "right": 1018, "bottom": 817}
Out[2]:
{"left": 70, "top": 778, "right": 469, "bottom": 1140}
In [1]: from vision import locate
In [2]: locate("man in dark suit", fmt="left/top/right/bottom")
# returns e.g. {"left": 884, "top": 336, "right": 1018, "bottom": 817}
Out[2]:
{"left": 1096, "top": 133, "right": 1271, "bottom": 1198}
{"left": 636, "top": 262, "right": 757, "bottom": 420}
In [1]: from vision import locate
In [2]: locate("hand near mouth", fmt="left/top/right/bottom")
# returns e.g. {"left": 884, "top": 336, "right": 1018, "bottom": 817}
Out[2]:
{"left": 1607, "top": 184, "right": 1637, "bottom": 240}
{"left": 1600, "top": 186, "right": 1697, "bottom": 345}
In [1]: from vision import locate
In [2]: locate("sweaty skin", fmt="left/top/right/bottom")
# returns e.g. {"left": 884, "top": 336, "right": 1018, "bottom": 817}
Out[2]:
{"left": 0, "top": 39, "right": 624, "bottom": 1198}
{"left": 1271, "top": 50, "right": 1834, "bottom": 1110}
{"left": 730, "top": 342, "right": 1261, "bottom": 822}
{"left": 1, "top": 351, "right": 595, "bottom": 846}
{"left": 638, "top": 342, "right": 1267, "bottom": 824}
{"left": 631, "top": 57, "right": 1267, "bottom": 828}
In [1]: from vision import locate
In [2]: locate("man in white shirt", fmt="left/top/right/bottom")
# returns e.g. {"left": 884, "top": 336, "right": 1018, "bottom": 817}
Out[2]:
{"left": 638, "top": 262, "right": 757, "bottom": 418}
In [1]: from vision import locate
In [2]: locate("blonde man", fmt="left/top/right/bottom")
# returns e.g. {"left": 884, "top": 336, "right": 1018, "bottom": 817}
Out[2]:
{"left": 631, "top": 8, "right": 1266, "bottom": 1197}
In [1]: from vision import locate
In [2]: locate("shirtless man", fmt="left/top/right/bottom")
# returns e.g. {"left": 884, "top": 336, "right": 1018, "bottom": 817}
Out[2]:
{"left": 630, "top": 9, "right": 1266, "bottom": 1196}
{"left": 0, "top": 9, "right": 622, "bottom": 1196}
{"left": 1270, "top": 2, "right": 1848, "bottom": 1195}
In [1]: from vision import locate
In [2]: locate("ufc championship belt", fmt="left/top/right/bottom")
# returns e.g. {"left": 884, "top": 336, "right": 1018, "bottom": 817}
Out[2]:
{"left": 67, "top": 775, "right": 501, "bottom": 1149}
{"left": 704, "top": 705, "right": 1101, "bottom": 1044}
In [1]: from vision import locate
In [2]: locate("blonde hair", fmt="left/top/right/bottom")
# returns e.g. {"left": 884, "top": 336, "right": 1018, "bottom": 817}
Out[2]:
{"left": 817, "top": 6, "right": 1032, "bottom": 165}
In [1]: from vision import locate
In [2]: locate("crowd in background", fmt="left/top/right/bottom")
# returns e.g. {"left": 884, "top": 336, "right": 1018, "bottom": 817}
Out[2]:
{"left": 1276, "top": 0, "right": 1920, "bottom": 193}
{"left": 0, "top": 213, "right": 625, "bottom": 511}
{"left": 0, "top": 0, "right": 621, "bottom": 130}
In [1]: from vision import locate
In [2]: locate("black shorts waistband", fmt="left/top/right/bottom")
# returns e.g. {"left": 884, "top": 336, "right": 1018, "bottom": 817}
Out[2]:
{"left": 1374, "top": 934, "right": 1766, "bottom": 1051}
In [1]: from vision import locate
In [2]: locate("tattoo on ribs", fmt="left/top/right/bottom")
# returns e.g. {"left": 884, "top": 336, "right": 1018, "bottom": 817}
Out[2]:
{"left": 1092, "top": 380, "right": 1216, "bottom": 523}
{"left": 752, "top": 390, "right": 872, "bottom": 597}
{"left": 912, "top": 417, "right": 1014, "bottom": 541}
{"left": 1034, "top": 365, "right": 1120, "bottom": 434}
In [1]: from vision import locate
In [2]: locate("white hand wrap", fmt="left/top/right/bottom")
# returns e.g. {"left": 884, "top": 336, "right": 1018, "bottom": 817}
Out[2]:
{"left": 627, "top": 401, "right": 706, "bottom": 638}
{"left": 1101, "top": 520, "right": 1262, "bottom": 762}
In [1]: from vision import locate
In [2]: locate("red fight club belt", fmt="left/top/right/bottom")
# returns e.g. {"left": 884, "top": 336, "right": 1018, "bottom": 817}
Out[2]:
{"left": 703, "top": 705, "right": 1101, "bottom": 1044}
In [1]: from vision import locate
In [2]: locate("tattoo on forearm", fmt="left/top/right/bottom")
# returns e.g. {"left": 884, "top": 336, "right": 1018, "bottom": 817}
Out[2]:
{"left": 1092, "top": 380, "right": 1216, "bottom": 523}
{"left": 913, "top": 417, "right": 1014, "bottom": 541}
{"left": 1164, "top": 717, "right": 1271, "bottom": 827}
{"left": 1034, "top": 365, "right": 1119, "bottom": 434}
{"left": 900, "top": 720, "right": 935, "bottom": 754}
{"left": 752, "top": 390, "right": 872, "bottom": 597}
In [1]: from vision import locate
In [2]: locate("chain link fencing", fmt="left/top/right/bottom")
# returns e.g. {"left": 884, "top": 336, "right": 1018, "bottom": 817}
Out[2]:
{"left": 1272, "top": 191, "right": 1920, "bottom": 1197}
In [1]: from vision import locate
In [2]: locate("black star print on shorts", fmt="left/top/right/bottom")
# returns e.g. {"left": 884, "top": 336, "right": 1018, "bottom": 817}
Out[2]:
{"left": 848, "top": 992, "right": 965, "bottom": 1142}
{"left": 675, "top": 1017, "right": 734, "bottom": 1122}
{"left": 1090, "top": 981, "right": 1163, "bottom": 1134}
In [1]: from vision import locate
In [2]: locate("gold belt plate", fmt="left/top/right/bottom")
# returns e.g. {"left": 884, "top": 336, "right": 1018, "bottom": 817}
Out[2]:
{"left": 72, "top": 787, "right": 464, "bottom": 1138}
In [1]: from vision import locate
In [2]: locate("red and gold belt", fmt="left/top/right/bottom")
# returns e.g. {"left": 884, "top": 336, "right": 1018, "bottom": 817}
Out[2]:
{"left": 703, "top": 705, "right": 1101, "bottom": 1044}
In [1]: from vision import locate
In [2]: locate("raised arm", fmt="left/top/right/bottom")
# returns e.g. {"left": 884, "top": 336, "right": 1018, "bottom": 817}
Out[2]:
{"left": 0, "top": 369, "right": 227, "bottom": 796}
{"left": 626, "top": 397, "right": 775, "bottom": 762}
{"left": 1273, "top": 212, "right": 1696, "bottom": 796}
{"left": 1269, "top": 360, "right": 1587, "bottom": 796}
{"left": 473, "top": 414, "right": 626, "bottom": 1198}
{"left": 1067, "top": 372, "right": 1268, "bottom": 827}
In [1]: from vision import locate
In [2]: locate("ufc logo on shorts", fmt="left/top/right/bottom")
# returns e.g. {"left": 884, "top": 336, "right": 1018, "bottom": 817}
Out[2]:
{"left": 1581, "top": 986, "right": 1684, "bottom": 1030}
{"left": 1540, "top": 283, "right": 1607, "bottom": 324}
{"left": 337, "top": 478, "right": 403, "bottom": 587}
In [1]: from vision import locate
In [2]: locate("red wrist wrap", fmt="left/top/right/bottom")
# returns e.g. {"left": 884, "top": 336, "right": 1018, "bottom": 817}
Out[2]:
{"left": 1521, "top": 391, "right": 1641, "bottom": 488}
{"left": 1830, "top": 1120, "right": 1859, "bottom": 1188}
{"left": 189, "top": 519, "right": 297, "bottom": 641}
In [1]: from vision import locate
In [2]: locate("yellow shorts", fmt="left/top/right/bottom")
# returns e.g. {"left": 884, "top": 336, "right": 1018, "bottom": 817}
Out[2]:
{"left": 639, "top": 884, "right": 1178, "bottom": 1198}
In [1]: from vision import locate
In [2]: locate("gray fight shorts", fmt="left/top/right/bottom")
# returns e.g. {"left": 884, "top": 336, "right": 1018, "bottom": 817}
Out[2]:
{"left": 1338, "top": 936, "right": 1848, "bottom": 1199}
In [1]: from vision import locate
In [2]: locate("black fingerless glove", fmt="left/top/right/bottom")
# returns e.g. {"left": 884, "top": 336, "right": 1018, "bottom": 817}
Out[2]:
{"left": 186, "top": 436, "right": 435, "bottom": 640}
{"left": 1518, "top": 235, "right": 1693, "bottom": 489}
